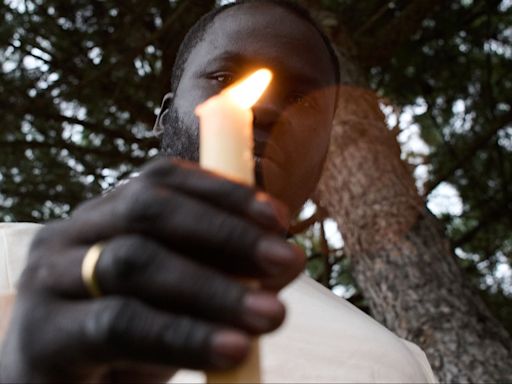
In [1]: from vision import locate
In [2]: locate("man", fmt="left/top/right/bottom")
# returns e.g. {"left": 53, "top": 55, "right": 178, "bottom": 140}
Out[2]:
{"left": 0, "top": 1, "right": 436, "bottom": 382}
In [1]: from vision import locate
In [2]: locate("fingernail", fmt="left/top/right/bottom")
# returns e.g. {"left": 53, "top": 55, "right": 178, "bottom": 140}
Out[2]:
{"left": 211, "top": 331, "right": 250, "bottom": 369}
{"left": 242, "top": 292, "right": 285, "bottom": 331}
{"left": 256, "top": 236, "right": 297, "bottom": 275}
{"left": 249, "top": 193, "right": 289, "bottom": 230}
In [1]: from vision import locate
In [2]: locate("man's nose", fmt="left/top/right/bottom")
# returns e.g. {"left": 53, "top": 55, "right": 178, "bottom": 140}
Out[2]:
{"left": 252, "top": 105, "right": 281, "bottom": 132}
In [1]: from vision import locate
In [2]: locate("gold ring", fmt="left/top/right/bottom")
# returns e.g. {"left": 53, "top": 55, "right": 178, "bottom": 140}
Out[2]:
{"left": 81, "top": 242, "right": 104, "bottom": 297}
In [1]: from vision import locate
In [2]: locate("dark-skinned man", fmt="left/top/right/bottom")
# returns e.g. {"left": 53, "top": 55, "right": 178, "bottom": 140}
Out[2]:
{"left": 0, "top": 1, "right": 436, "bottom": 382}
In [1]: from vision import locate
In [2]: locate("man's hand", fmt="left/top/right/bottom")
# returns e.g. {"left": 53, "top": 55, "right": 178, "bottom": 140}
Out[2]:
{"left": 0, "top": 158, "right": 305, "bottom": 383}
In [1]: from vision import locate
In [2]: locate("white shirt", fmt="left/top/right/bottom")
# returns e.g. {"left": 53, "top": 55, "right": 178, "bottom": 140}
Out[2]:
{"left": 0, "top": 223, "right": 437, "bottom": 383}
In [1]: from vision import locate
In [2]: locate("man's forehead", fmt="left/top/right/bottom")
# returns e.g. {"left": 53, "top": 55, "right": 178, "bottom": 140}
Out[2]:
{"left": 210, "top": 3, "right": 314, "bottom": 40}
{"left": 190, "top": 3, "right": 336, "bottom": 86}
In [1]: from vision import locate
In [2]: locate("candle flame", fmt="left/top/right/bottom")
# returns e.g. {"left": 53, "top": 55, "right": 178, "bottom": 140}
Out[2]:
{"left": 224, "top": 68, "right": 273, "bottom": 109}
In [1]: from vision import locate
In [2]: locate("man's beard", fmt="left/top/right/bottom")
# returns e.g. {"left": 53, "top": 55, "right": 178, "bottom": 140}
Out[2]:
{"left": 159, "top": 104, "right": 265, "bottom": 187}
{"left": 159, "top": 105, "right": 199, "bottom": 162}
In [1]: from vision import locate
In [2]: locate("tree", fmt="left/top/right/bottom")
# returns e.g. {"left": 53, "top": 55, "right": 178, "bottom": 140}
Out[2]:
{"left": 305, "top": 0, "right": 512, "bottom": 381}
{"left": 1, "top": 0, "right": 511, "bottom": 381}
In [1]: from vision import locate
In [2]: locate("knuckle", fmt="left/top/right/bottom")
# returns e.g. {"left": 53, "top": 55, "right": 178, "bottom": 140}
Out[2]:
{"left": 213, "top": 214, "right": 260, "bottom": 255}
{"left": 29, "top": 222, "right": 60, "bottom": 251}
{"left": 140, "top": 157, "right": 179, "bottom": 181}
{"left": 84, "top": 298, "right": 135, "bottom": 347}
{"left": 20, "top": 225, "right": 62, "bottom": 291}
{"left": 18, "top": 260, "right": 51, "bottom": 292}
{"left": 97, "top": 236, "right": 157, "bottom": 288}
{"left": 166, "top": 316, "right": 209, "bottom": 354}
{"left": 72, "top": 195, "right": 102, "bottom": 217}
{"left": 120, "top": 181, "right": 167, "bottom": 227}
{"left": 197, "top": 273, "right": 245, "bottom": 314}
{"left": 16, "top": 300, "right": 51, "bottom": 362}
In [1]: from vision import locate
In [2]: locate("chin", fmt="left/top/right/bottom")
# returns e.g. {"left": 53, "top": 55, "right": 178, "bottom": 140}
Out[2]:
{"left": 255, "top": 157, "right": 307, "bottom": 214}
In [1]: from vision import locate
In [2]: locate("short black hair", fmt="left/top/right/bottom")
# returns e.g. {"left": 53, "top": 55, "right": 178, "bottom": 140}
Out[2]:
{"left": 169, "top": 0, "right": 340, "bottom": 94}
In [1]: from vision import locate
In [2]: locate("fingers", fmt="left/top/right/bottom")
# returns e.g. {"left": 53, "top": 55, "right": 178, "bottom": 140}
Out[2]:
{"left": 51, "top": 183, "right": 304, "bottom": 285}
{"left": 6, "top": 158, "right": 304, "bottom": 381}
{"left": 80, "top": 299, "right": 250, "bottom": 370}
{"left": 34, "top": 235, "right": 286, "bottom": 333}
{"left": 73, "top": 158, "right": 289, "bottom": 236}
{"left": 48, "top": 158, "right": 304, "bottom": 286}
{"left": 95, "top": 236, "right": 286, "bottom": 333}
{"left": 143, "top": 159, "right": 289, "bottom": 231}
{"left": 39, "top": 298, "right": 251, "bottom": 372}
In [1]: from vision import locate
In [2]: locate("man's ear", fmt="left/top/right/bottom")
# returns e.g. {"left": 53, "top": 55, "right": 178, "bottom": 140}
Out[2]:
{"left": 153, "top": 92, "right": 174, "bottom": 137}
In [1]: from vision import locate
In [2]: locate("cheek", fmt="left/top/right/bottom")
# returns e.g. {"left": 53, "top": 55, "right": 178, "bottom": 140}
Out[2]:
{"left": 271, "top": 116, "right": 331, "bottom": 180}
{"left": 174, "top": 78, "right": 205, "bottom": 122}
{"left": 260, "top": 112, "right": 332, "bottom": 212}
{"left": 285, "top": 111, "right": 331, "bottom": 162}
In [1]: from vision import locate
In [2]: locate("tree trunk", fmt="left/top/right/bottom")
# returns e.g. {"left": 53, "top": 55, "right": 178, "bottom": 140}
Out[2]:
{"left": 316, "top": 85, "right": 512, "bottom": 382}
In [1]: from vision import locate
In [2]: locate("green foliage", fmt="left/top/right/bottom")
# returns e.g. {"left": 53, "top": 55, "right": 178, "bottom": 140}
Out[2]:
{"left": 0, "top": 0, "right": 510, "bottom": 331}
{"left": 367, "top": 0, "right": 512, "bottom": 319}
{"left": 0, "top": 0, "right": 215, "bottom": 221}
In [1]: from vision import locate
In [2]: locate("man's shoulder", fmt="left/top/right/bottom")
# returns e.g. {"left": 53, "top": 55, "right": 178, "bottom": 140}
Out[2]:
{"left": 172, "top": 275, "right": 437, "bottom": 383}
{"left": 261, "top": 275, "right": 437, "bottom": 383}
{"left": 0, "top": 222, "right": 42, "bottom": 294}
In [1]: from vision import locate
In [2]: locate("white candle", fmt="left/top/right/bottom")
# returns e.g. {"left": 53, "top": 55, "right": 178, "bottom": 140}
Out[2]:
{"left": 196, "top": 68, "right": 273, "bottom": 185}
{"left": 195, "top": 69, "right": 273, "bottom": 384}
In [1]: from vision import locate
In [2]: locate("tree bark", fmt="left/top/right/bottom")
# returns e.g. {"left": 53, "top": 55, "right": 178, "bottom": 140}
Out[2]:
{"left": 316, "top": 86, "right": 512, "bottom": 382}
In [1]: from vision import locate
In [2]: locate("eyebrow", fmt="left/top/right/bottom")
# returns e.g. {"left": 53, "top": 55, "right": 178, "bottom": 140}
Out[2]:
{"left": 201, "top": 51, "right": 327, "bottom": 88}
{"left": 202, "top": 52, "right": 246, "bottom": 68}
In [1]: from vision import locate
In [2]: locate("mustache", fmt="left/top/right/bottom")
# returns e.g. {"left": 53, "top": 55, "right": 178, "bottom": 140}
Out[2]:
{"left": 253, "top": 124, "right": 286, "bottom": 165}
{"left": 160, "top": 106, "right": 287, "bottom": 189}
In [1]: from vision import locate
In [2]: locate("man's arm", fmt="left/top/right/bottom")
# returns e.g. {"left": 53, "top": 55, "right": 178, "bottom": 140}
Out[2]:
{"left": 0, "top": 158, "right": 304, "bottom": 383}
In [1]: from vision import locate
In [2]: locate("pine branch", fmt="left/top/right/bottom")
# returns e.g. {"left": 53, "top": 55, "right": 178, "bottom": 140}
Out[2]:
{"left": 0, "top": 139, "right": 146, "bottom": 165}
{"left": 424, "top": 110, "right": 512, "bottom": 195}
{"left": 79, "top": 0, "right": 215, "bottom": 89}
{"left": 354, "top": 2, "right": 394, "bottom": 37}
{"left": 0, "top": 98, "right": 155, "bottom": 145}
{"left": 2, "top": 138, "right": 107, "bottom": 155}
{"left": 319, "top": 220, "right": 331, "bottom": 288}
{"left": 453, "top": 203, "right": 512, "bottom": 248}
{"left": 356, "top": 0, "right": 449, "bottom": 67}
{"left": 288, "top": 205, "right": 328, "bottom": 235}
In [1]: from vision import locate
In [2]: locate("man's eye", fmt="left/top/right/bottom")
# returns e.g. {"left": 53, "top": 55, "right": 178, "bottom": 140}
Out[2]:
{"left": 289, "top": 93, "right": 314, "bottom": 108}
{"left": 211, "top": 73, "right": 234, "bottom": 85}
{"left": 291, "top": 94, "right": 304, "bottom": 103}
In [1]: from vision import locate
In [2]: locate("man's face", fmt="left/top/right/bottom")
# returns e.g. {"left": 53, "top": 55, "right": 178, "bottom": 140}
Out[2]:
{"left": 166, "top": 3, "right": 337, "bottom": 214}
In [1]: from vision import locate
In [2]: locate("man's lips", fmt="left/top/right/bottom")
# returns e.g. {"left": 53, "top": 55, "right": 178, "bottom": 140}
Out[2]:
{"left": 254, "top": 155, "right": 276, "bottom": 170}
{"left": 253, "top": 154, "right": 283, "bottom": 177}
{"left": 253, "top": 139, "right": 285, "bottom": 166}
